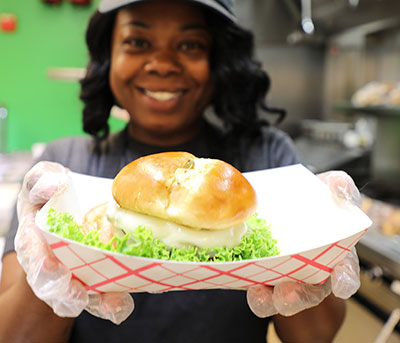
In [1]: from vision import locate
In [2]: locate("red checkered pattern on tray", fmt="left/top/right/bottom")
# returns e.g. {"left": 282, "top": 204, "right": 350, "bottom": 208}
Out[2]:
{"left": 44, "top": 230, "right": 367, "bottom": 294}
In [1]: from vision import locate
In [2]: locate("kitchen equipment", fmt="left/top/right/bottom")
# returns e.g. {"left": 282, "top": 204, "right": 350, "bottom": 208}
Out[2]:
{"left": 357, "top": 196, "right": 400, "bottom": 335}
{"left": 301, "top": 0, "right": 314, "bottom": 35}
{"left": 375, "top": 309, "right": 400, "bottom": 343}
{"left": 333, "top": 103, "right": 400, "bottom": 189}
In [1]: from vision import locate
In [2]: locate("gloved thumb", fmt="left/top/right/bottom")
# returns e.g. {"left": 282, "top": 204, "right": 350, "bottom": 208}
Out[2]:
{"left": 317, "top": 171, "right": 362, "bottom": 207}
{"left": 44, "top": 279, "right": 89, "bottom": 318}
{"left": 272, "top": 280, "right": 332, "bottom": 316}
{"left": 331, "top": 248, "right": 360, "bottom": 299}
{"left": 86, "top": 293, "right": 135, "bottom": 325}
{"left": 246, "top": 285, "right": 277, "bottom": 318}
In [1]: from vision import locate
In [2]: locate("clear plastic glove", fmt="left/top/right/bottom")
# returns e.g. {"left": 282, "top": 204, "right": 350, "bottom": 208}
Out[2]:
{"left": 317, "top": 170, "right": 362, "bottom": 207}
{"left": 14, "top": 161, "right": 134, "bottom": 324}
{"left": 247, "top": 170, "right": 361, "bottom": 318}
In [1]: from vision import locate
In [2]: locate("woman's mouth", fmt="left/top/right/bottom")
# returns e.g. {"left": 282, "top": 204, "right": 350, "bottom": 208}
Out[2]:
{"left": 143, "top": 89, "right": 183, "bottom": 101}
{"left": 137, "top": 87, "right": 187, "bottom": 112}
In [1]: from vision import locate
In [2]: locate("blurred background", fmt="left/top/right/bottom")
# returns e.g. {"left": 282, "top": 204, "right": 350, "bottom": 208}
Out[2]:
{"left": 0, "top": 0, "right": 400, "bottom": 341}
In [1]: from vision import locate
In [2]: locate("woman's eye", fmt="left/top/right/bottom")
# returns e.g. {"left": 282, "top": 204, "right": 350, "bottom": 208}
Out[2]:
{"left": 179, "top": 41, "right": 206, "bottom": 52}
{"left": 124, "top": 38, "right": 151, "bottom": 50}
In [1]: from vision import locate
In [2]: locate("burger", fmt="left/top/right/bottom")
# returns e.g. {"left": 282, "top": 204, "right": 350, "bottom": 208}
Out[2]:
{"left": 47, "top": 152, "right": 279, "bottom": 261}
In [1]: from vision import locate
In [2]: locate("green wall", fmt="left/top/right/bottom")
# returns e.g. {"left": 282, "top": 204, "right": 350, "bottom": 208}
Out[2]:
{"left": 0, "top": 0, "right": 124, "bottom": 152}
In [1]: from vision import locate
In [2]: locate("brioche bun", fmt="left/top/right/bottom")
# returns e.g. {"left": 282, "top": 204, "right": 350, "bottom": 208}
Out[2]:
{"left": 112, "top": 152, "right": 257, "bottom": 230}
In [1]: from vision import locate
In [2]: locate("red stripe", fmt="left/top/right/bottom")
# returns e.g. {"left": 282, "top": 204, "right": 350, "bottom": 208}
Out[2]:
{"left": 88, "top": 262, "right": 172, "bottom": 292}
{"left": 50, "top": 241, "right": 68, "bottom": 249}
{"left": 292, "top": 254, "right": 333, "bottom": 273}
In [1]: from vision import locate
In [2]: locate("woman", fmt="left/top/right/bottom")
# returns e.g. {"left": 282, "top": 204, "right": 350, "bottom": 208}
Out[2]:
{"left": 0, "top": 1, "right": 360, "bottom": 342}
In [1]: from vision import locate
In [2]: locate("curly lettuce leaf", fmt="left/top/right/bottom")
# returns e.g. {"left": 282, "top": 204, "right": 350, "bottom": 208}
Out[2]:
{"left": 46, "top": 208, "right": 279, "bottom": 262}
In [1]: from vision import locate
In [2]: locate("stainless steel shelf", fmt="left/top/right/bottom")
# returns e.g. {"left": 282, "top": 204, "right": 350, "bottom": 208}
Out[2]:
{"left": 357, "top": 229, "right": 400, "bottom": 281}
{"left": 333, "top": 102, "right": 400, "bottom": 117}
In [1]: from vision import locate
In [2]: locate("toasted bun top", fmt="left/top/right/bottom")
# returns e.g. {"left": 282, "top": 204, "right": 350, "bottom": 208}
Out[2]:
{"left": 112, "top": 152, "right": 257, "bottom": 230}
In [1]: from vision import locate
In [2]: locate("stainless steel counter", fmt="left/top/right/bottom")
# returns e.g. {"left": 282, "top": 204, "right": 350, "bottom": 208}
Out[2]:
{"left": 358, "top": 229, "right": 400, "bottom": 280}
{"left": 294, "top": 136, "right": 370, "bottom": 173}
{"left": 294, "top": 135, "right": 400, "bottom": 327}
{"left": 356, "top": 229, "right": 400, "bottom": 326}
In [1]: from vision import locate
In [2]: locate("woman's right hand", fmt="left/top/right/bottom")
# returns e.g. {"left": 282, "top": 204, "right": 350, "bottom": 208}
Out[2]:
{"left": 14, "top": 161, "right": 134, "bottom": 324}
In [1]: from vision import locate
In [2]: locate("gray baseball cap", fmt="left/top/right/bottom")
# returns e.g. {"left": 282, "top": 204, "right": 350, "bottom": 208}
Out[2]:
{"left": 98, "top": 0, "right": 236, "bottom": 22}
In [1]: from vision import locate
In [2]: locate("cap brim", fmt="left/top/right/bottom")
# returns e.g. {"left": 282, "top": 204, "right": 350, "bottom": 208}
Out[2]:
{"left": 98, "top": 0, "right": 237, "bottom": 22}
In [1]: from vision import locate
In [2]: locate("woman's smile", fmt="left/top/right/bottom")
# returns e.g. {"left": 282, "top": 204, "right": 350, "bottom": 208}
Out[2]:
{"left": 141, "top": 88, "right": 185, "bottom": 101}
{"left": 136, "top": 86, "right": 188, "bottom": 112}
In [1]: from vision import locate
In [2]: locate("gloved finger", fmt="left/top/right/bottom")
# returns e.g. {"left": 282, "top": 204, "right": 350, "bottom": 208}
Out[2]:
{"left": 15, "top": 212, "right": 43, "bottom": 268}
{"left": 246, "top": 285, "right": 277, "bottom": 318}
{"left": 26, "top": 162, "right": 69, "bottom": 204}
{"left": 317, "top": 170, "right": 362, "bottom": 207}
{"left": 331, "top": 247, "right": 360, "bottom": 299}
{"left": 24, "top": 161, "right": 68, "bottom": 194}
{"left": 16, "top": 220, "right": 71, "bottom": 300}
{"left": 19, "top": 232, "right": 88, "bottom": 318}
{"left": 15, "top": 213, "right": 88, "bottom": 318}
{"left": 17, "top": 162, "right": 69, "bottom": 219}
{"left": 45, "top": 279, "right": 89, "bottom": 318}
{"left": 86, "top": 293, "right": 135, "bottom": 325}
{"left": 272, "top": 280, "right": 332, "bottom": 316}
{"left": 28, "top": 251, "right": 72, "bottom": 301}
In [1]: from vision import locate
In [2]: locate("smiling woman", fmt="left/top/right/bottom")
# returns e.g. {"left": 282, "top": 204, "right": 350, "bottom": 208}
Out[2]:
{"left": 1, "top": 0, "right": 355, "bottom": 343}
{"left": 109, "top": 1, "right": 214, "bottom": 146}
{"left": 80, "top": 0, "right": 277, "bottom": 162}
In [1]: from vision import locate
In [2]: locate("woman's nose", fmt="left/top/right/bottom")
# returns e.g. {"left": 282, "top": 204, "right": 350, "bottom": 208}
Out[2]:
{"left": 143, "top": 50, "right": 182, "bottom": 77}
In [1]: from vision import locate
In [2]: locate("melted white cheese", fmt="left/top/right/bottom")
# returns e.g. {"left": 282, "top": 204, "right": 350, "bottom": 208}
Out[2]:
{"left": 106, "top": 201, "right": 247, "bottom": 249}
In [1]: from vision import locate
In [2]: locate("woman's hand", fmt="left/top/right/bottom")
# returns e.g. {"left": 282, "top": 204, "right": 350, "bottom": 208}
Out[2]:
{"left": 14, "top": 161, "right": 134, "bottom": 324}
{"left": 246, "top": 170, "right": 361, "bottom": 318}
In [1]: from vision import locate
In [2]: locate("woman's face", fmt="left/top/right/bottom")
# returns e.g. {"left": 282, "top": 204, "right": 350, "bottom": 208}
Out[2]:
{"left": 110, "top": 0, "right": 214, "bottom": 146}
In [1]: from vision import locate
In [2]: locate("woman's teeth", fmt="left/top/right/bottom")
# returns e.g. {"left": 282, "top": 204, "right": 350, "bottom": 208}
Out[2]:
{"left": 144, "top": 89, "right": 182, "bottom": 101}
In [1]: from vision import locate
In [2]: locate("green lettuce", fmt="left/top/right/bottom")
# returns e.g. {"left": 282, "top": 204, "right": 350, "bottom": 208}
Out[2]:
{"left": 46, "top": 208, "right": 279, "bottom": 262}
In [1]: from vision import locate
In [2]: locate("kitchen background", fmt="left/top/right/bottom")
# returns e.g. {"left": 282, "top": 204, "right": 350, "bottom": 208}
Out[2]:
{"left": 1, "top": 0, "right": 400, "bottom": 341}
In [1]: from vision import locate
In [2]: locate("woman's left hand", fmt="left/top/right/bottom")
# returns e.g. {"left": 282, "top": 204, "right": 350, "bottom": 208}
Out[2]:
{"left": 246, "top": 170, "right": 361, "bottom": 317}
{"left": 15, "top": 162, "right": 134, "bottom": 324}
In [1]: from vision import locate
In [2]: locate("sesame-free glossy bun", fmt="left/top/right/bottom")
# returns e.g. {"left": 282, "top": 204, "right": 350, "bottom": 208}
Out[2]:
{"left": 112, "top": 152, "right": 257, "bottom": 230}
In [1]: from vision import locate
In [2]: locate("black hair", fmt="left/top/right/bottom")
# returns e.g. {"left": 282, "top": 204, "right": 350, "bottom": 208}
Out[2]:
{"left": 80, "top": 11, "right": 116, "bottom": 141}
{"left": 204, "top": 11, "right": 285, "bottom": 134}
{"left": 80, "top": 6, "right": 285, "bottom": 144}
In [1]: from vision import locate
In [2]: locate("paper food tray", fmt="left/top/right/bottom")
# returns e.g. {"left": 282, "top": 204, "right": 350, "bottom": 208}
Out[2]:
{"left": 36, "top": 164, "right": 372, "bottom": 294}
